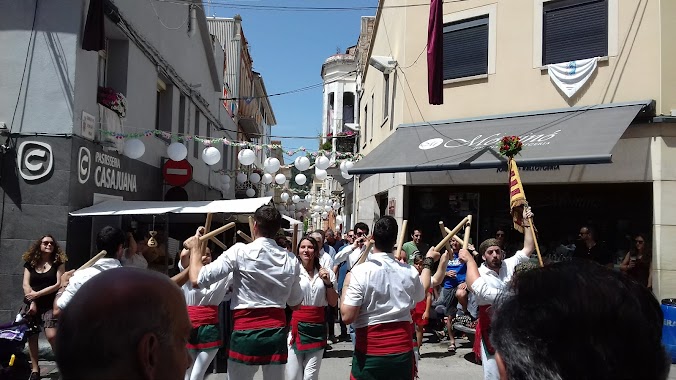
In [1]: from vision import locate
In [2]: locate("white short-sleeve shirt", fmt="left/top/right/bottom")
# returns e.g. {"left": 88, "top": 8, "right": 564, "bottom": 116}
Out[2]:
{"left": 342, "top": 252, "right": 425, "bottom": 329}
{"left": 197, "top": 237, "right": 304, "bottom": 309}
{"left": 56, "top": 258, "right": 121, "bottom": 310}
{"left": 471, "top": 250, "right": 530, "bottom": 306}
{"left": 298, "top": 265, "right": 337, "bottom": 307}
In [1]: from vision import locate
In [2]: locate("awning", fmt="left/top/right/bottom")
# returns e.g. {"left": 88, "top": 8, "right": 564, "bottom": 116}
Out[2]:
{"left": 282, "top": 215, "right": 303, "bottom": 225}
{"left": 69, "top": 197, "right": 273, "bottom": 216}
{"left": 349, "top": 100, "right": 654, "bottom": 174}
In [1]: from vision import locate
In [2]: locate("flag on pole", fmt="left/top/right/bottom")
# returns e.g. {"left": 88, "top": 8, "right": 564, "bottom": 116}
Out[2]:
{"left": 427, "top": 0, "right": 444, "bottom": 105}
{"left": 508, "top": 158, "right": 527, "bottom": 233}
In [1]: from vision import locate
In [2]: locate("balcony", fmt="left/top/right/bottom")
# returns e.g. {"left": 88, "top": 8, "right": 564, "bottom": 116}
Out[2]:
{"left": 327, "top": 132, "right": 357, "bottom": 153}
{"left": 238, "top": 98, "right": 263, "bottom": 136}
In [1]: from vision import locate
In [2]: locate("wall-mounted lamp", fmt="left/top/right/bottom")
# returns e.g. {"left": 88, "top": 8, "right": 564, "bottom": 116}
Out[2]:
{"left": 369, "top": 56, "right": 397, "bottom": 74}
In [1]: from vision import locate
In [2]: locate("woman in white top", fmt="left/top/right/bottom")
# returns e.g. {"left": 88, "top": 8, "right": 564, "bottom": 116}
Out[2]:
{"left": 286, "top": 236, "right": 338, "bottom": 380}
{"left": 175, "top": 243, "right": 232, "bottom": 380}
{"left": 120, "top": 231, "right": 148, "bottom": 269}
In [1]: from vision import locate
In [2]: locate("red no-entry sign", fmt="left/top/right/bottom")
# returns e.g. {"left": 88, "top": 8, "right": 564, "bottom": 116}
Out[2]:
{"left": 163, "top": 159, "right": 193, "bottom": 187}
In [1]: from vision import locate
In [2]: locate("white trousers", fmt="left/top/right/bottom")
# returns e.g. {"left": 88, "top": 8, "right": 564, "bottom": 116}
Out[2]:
{"left": 227, "top": 360, "right": 285, "bottom": 380}
{"left": 185, "top": 349, "right": 218, "bottom": 380}
{"left": 481, "top": 339, "right": 500, "bottom": 380}
{"left": 285, "top": 346, "right": 324, "bottom": 380}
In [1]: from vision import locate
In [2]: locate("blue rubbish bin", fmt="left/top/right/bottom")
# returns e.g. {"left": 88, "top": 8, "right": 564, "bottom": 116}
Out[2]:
{"left": 661, "top": 299, "right": 676, "bottom": 363}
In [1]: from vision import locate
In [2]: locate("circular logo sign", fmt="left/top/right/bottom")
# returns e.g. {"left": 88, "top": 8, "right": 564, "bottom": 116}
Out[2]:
{"left": 162, "top": 159, "right": 193, "bottom": 187}
{"left": 418, "top": 138, "right": 443, "bottom": 150}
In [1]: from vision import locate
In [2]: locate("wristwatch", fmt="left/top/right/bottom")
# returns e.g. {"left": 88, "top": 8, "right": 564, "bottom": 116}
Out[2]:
{"left": 325, "top": 282, "right": 334, "bottom": 288}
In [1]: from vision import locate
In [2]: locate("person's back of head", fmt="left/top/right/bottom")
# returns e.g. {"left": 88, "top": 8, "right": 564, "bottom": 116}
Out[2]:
{"left": 56, "top": 268, "right": 190, "bottom": 380}
{"left": 254, "top": 205, "right": 282, "bottom": 239}
{"left": 373, "top": 216, "right": 398, "bottom": 253}
{"left": 96, "top": 226, "right": 126, "bottom": 258}
{"left": 491, "top": 261, "right": 669, "bottom": 380}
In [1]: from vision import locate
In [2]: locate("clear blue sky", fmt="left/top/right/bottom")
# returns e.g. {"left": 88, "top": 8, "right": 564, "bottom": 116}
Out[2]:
{"left": 210, "top": 1, "right": 377, "bottom": 163}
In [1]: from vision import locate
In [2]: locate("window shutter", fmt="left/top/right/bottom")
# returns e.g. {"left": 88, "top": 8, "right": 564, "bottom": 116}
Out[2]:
{"left": 442, "top": 16, "right": 489, "bottom": 81}
{"left": 543, "top": 0, "right": 608, "bottom": 65}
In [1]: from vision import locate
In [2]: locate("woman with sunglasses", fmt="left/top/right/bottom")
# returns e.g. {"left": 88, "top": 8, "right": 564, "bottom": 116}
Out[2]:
{"left": 21, "top": 235, "right": 68, "bottom": 379}
{"left": 286, "top": 236, "right": 338, "bottom": 380}
{"left": 620, "top": 233, "right": 652, "bottom": 289}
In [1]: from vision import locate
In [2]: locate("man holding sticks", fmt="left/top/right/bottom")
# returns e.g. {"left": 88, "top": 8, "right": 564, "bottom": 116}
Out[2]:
{"left": 460, "top": 206, "right": 535, "bottom": 380}
{"left": 185, "top": 205, "right": 304, "bottom": 380}
{"left": 340, "top": 216, "right": 452, "bottom": 379}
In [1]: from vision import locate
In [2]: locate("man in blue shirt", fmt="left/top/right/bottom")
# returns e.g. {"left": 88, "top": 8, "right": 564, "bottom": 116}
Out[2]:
{"left": 433, "top": 238, "right": 467, "bottom": 353}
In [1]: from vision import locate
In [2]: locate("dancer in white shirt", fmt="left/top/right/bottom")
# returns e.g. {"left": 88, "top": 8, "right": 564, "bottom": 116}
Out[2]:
{"left": 285, "top": 236, "right": 338, "bottom": 380}
{"left": 186, "top": 205, "right": 303, "bottom": 380}
{"left": 461, "top": 207, "right": 535, "bottom": 380}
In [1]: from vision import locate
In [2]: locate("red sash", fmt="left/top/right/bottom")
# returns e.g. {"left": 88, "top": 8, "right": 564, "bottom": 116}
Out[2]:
{"left": 233, "top": 307, "right": 286, "bottom": 330}
{"left": 473, "top": 305, "right": 495, "bottom": 358}
{"left": 290, "top": 306, "right": 326, "bottom": 351}
{"left": 355, "top": 321, "right": 414, "bottom": 355}
{"left": 187, "top": 305, "right": 219, "bottom": 328}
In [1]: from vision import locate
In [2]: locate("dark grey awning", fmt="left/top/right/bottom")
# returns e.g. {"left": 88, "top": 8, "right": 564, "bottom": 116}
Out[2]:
{"left": 349, "top": 100, "right": 653, "bottom": 174}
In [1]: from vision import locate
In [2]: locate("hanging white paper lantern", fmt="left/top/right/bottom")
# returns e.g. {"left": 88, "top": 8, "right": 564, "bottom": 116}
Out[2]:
{"left": 292, "top": 195, "right": 300, "bottom": 204}
{"left": 294, "top": 173, "right": 307, "bottom": 186}
{"left": 262, "top": 173, "right": 273, "bottom": 184}
{"left": 341, "top": 171, "right": 353, "bottom": 180}
{"left": 313, "top": 205, "right": 321, "bottom": 212}
{"left": 275, "top": 173, "right": 286, "bottom": 185}
{"left": 315, "top": 168, "right": 327, "bottom": 181}
{"left": 221, "top": 175, "right": 231, "bottom": 185}
{"left": 221, "top": 183, "right": 230, "bottom": 192}
{"left": 202, "top": 147, "right": 221, "bottom": 166}
{"left": 280, "top": 192, "right": 290, "bottom": 202}
{"left": 315, "top": 155, "right": 330, "bottom": 170}
{"left": 294, "top": 156, "right": 311, "bottom": 171}
{"left": 238, "top": 149, "right": 256, "bottom": 166}
{"left": 333, "top": 202, "right": 340, "bottom": 210}
{"left": 324, "top": 205, "right": 332, "bottom": 212}
{"left": 236, "top": 172, "right": 248, "bottom": 183}
{"left": 321, "top": 211, "right": 328, "bottom": 219}
{"left": 167, "top": 142, "right": 188, "bottom": 161}
{"left": 263, "top": 157, "right": 281, "bottom": 173}
{"left": 245, "top": 188, "right": 256, "bottom": 197}
{"left": 325, "top": 200, "right": 333, "bottom": 208}
{"left": 317, "top": 198, "right": 325, "bottom": 206}
{"left": 124, "top": 139, "right": 145, "bottom": 159}
{"left": 249, "top": 172, "right": 261, "bottom": 184}
{"left": 305, "top": 194, "right": 312, "bottom": 202}
{"left": 336, "top": 215, "right": 344, "bottom": 225}
{"left": 341, "top": 160, "right": 354, "bottom": 172}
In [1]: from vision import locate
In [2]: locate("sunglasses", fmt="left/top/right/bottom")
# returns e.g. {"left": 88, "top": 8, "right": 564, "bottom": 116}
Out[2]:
{"left": 347, "top": 235, "right": 355, "bottom": 238}
{"left": 41, "top": 241, "right": 55, "bottom": 246}
{"left": 356, "top": 232, "right": 365, "bottom": 237}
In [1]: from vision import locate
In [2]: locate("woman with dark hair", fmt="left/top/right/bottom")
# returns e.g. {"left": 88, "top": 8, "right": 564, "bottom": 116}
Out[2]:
{"left": 22, "top": 234, "right": 68, "bottom": 379}
{"left": 620, "top": 233, "right": 652, "bottom": 289}
{"left": 286, "top": 236, "right": 338, "bottom": 380}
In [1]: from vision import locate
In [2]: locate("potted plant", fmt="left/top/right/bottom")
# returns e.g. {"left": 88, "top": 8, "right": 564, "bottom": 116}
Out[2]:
{"left": 98, "top": 86, "right": 128, "bottom": 118}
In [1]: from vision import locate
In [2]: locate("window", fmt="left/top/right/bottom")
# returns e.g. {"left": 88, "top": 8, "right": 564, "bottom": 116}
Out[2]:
{"left": 363, "top": 104, "right": 368, "bottom": 147}
{"left": 97, "top": 41, "right": 108, "bottom": 87}
{"left": 178, "top": 95, "right": 186, "bottom": 139}
{"left": 193, "top": 110, "right": 200, "bottom": 159}
{"left": 370, "top": 94, "right": 374, "bottom": 141}
{"left": 382, "top": 74, "right": 390, "bottom": 120}
{"left": 542, "top": 0, "right": 608, "bottom": 65}
{"left": 442, "top": 15, "right": 489, "bottom": 81}
{"left": 155, "top": 78, "right": 173, "bottom": 137}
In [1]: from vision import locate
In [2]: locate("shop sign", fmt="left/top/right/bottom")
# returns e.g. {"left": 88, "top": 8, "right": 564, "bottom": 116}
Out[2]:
{"left": 418, "top": 130, "right": 561, "bottom": 152}
{"left": 496, "top": 165, "right": 560, "bottom": 173}
{"left": 77, "top": 146, "right": 137, "bottom": 192}
{"left": 17, "top": 141, "right": 53, "bottom": 181}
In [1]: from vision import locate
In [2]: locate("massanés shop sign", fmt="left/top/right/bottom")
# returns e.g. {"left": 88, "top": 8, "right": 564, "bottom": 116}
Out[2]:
{"left": 77, "top": 146, "right": 138, "bottom": 193}
{"left": 418, "top": 130, "right": 561, "bottom": 151}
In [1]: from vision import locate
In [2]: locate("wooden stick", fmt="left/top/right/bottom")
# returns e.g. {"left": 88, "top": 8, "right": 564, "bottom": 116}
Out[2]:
{"left": 248, "top": 216, "right": 255, "bottom": 238}
{"left": 292, "top": 224, "right": 299, "bottom": 254}
{"left": 435, "top": 217, "right": 468, "bottom": 252}
{"left": 462, "top": 215, "right": 472, "bottom": 249}
{"left": 395, "top": 220, "right": 408, "bottom": 261}
{"left": 201, "top": 213, "right": 214, "bottom": 254}
{"left": 199, "top": 222, "right": 236, "bottom": 242}
{"left": 237, "top": 230, "right": 253, "bottom": 243}
{"left": 209, "top": 236, "right": 227, "bottom": 250}
{"left": 439, "top": 222, "right": 452, "bottom": 253}
{"left": 356, "top": 239, "right": 375, "bottom": 265}
{"left": 528, "top": 216, "right": 544, "bottom": 267}
{"left": 78, "top": 250, "right": 106, "bottom": 271}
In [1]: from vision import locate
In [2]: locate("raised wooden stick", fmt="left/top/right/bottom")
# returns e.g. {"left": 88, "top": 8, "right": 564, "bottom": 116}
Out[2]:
{"left": 199, "top": 222, "right": 236, "bottom": 242}
{"left": 78, "top": 250, "right": 107, "bottom": 271}
{"left": 395, "top": 220, "right": 408, "bottom": 261}
{"left": 237, "top": 230, "right": 253, "bottom": 243}
{"left": 356, "top": 239, "right": 375, "bottom": 265}
{"left": 435, "top": 217, "right": 469, "bottom": 252}
{"left": 248, "top": 216, "right": 255, "bottom": 238}
{"left": 209, "top": 236, "right": 227, "bottom": 250}
{"left": 528, "top": 216, "right": 544, "bottom": 267}
{"left": 292, "top": 224, "right": 299, "bottom": 254}
{"left": 462, "top": 215, "right": 472, "bottom": 249}
{"left": 201, "top": 213, "right": 214, "bottom": 254}
{"left": 439, "top": 221, "right": 452, "bottom": 253}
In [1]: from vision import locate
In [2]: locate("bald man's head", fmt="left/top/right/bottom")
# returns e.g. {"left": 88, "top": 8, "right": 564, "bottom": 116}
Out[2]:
{"left": 56, "top": 268, "right": 191, "bottom": 380}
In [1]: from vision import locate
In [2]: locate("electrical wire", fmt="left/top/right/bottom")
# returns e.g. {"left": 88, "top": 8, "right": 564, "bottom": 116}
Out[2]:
{"left": 148, "top": 0, "right": 191, "bottom": 30}
{"left": 155, "top": 0, "right": 473, "bottom": 12}
{"left": 222, "top": 70, "right": 357, "bottom": 101}
{"left": 10, "top": 0, "right": 39, "bottom": 132}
